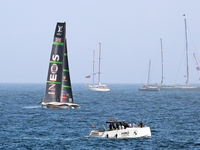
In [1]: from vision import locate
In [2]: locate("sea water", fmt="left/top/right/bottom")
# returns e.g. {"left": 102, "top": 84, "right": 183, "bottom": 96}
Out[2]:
{"left": 0, "top": 83, "right": 200, "bottom": 149}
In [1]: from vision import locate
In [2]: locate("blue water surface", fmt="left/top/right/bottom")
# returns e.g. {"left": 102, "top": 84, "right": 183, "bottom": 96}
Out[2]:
{"left": 0, "top": 83, "right": 200, "bottom": 149}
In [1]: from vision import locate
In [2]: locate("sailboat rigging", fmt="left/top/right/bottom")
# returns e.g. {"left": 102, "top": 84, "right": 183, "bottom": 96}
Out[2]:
{"left": 40, "top": 22, "right": 80, "bottom": 108}
{"left": 159, "top": 15, "right": 200, "bottom": 91}
{"left": 139, "top": 60, "right": 160, "bottom": 91}
{"left": 86, "top": 43, "right": 110, "bottom": 91}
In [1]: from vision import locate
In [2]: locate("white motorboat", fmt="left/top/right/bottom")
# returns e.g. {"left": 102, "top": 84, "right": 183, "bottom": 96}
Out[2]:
{"left": 85, "top": 120, "right": 151, "bottom": 139}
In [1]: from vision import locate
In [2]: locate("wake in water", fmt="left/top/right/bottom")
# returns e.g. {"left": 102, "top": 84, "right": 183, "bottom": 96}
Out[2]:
{"left": 23, "top": 106, "right": 41, "bottom": 109}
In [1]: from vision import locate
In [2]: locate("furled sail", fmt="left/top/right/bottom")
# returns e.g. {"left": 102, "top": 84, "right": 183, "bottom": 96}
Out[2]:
{"left": 43, "top": 22, "right": 66, "bottom": 103}
{"left": 60, "top": 39, "right": 73, "bottom": 103}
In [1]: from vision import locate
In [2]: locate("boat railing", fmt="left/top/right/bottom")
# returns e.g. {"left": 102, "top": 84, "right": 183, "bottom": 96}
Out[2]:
{"left": 93, "top": 129, "right": 105, "bottom": 132}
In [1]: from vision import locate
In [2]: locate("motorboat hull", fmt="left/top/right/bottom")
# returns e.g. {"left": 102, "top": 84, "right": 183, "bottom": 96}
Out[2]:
{"left": 86, "top": 127, "right": 151, "bottom": 139}
{"left": 40, "top": 102, "right": 80, "bottom": 109}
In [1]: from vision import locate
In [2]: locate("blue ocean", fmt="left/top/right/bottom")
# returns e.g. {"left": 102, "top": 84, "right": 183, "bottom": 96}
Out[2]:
{"left": 0, "top": 83, "right": 200, "bottom": 149}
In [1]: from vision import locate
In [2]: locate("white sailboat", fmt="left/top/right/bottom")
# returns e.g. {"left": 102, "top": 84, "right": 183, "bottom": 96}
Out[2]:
{"left": 87, "top": 43, "right": 110, "bottom": 91}
{"left": 139, "top": 60, "right": 160, "bottom": 91}
{"left": 159, "top": 15, "right": 200, "bottom": 91}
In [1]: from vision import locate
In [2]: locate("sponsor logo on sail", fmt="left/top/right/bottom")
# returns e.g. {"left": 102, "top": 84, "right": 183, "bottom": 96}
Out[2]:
{"left": 48, "top": 54, "right": 60, "bottom": 95}
{"left": 62, "top": 95, "right": 67, "bottom": 100}
{"left": 56, "top": 25, "right": 63, "bottom": 36}
{"left": 58, "top": 26, "right": 63, "bottom": 32}
{"left": 63, "top": 76, "right": 68, "bottom": 81}
{"left": 51, "top": 64, "right": 58, "bottom": 74}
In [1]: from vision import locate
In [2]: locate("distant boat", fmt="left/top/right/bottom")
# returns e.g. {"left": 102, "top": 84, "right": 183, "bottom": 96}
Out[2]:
{"left": 139, "top": 60, "right": 160, "bottom": 91}
{"left": 40, "top": 22, "right": 80, "bottom": 108}
{"left": 159, "top": 15, "right": 200, "bottom": 91}
{"left": 86, "top": 43, "right": 110, "bottom": 91}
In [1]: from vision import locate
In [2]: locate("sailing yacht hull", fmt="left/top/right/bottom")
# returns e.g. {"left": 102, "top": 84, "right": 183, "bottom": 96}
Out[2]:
{"left": 160, "top": 86, "right": 200, "bottom": 91}
{"left": 88, "top": 87, "right": 110, "bottom": 91}
{"left": 41, "top": 102, "right": 80, "bottom": 109}
{"left": 139, "top": 86, "right": 160, "bottom": 91}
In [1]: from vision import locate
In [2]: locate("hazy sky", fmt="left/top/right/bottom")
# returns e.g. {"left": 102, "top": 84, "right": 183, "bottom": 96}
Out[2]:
{"left": 1, "top": 0, "right": 200, "bottom": 84}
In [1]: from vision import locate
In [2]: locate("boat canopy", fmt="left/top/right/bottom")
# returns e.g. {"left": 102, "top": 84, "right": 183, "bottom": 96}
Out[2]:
{"left": 106, "top": 121, "right": 126, "bottom": 124}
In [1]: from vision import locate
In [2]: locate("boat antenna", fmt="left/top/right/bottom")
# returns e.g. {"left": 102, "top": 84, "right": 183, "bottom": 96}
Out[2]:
{"left": 184, "top": 14, "right": 189, "bottom": 87}
{"left": 147, "top": 59, "right": 151, "bottom": 85}
{"left": 98, "top": 43, "right": 101, "bottom": 86}
{"left": 93, "top": 50, "right": 95, "bottom": 87}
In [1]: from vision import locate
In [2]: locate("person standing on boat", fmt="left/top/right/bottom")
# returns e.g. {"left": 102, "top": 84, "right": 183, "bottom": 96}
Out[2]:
{"left": 112, "top": 123, "right": 116, "bottom": 130}
{"left": 109, "top": 123, "right": 112, "bottom": 130}
{"left": 129, "top": 123, "right": 132, "bottom": 127}
{"left": 138, "top": 121, "right": 143, "bottom": 128}
{"left": 132, "top": 122, "right": 135, "bottom": 127}
{"left": 116, "top": 123, "right": 119, "bottom": 130}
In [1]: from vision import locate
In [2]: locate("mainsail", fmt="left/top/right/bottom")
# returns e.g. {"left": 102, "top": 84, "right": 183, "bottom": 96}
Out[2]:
{"left": 43, "top": 22, "right": 73, "bottom": 104}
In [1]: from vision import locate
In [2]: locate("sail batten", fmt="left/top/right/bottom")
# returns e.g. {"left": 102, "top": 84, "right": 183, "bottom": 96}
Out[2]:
{"left": 53, "top": 42, "right": 64, "bottom": 45}
{"left": 63, "top": 69, "right": 69, "bottom": 72}
{"left": 62, "top": 85, "right": 71, "bottom": 88}
{"left": 47, "top": 81, "right": 61, "bottom": 84}
{"left": 49, "top": 61, "right": 63, "bottom": 64}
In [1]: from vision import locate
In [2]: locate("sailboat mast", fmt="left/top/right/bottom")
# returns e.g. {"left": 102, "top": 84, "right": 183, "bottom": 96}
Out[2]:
{"left": 160, "top": 38, "right": 164, "bottom": 86}
{"left": 98, "top": 43, "right": 101, "bottom": 86}
{"left": 184, "top": 15, "right": 189, "bottom": 87}
{"left": 147, "top": 60, "right": 151, "bottom": 85}
{"left": 93, "top": 50, "right": 95, "bottom": 87}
